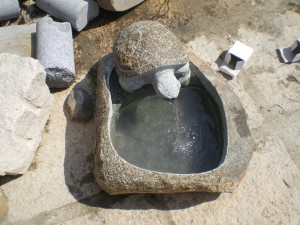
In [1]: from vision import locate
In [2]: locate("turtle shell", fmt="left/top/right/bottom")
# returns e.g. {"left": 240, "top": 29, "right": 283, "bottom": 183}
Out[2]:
{"left": 113, "top": 21, "right": 189, "bottom": 78}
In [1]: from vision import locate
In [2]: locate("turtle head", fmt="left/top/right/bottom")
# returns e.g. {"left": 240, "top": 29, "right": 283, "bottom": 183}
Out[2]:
{"left": 151, "top": 69, "right": 181, "bottom": 99}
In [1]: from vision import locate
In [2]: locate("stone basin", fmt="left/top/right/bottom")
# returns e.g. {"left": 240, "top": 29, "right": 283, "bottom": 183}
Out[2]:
{"left": 94, "top": 52, "right": 253, "bottom": 195}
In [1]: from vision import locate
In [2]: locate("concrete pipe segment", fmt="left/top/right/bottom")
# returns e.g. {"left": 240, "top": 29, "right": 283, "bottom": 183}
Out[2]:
{"left": 0, "top": 0, "right": 20, "bottom": 21}
{"left": 35, "top": 0, "right": 99, "bottom": 31}
{"left": 36, "top": 17, "right": 75, "bottom": 88}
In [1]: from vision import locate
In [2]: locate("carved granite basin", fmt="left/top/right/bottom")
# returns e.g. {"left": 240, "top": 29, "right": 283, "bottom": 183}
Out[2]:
{"left": 94, "top": 52, "right": 253, "bottom": 194}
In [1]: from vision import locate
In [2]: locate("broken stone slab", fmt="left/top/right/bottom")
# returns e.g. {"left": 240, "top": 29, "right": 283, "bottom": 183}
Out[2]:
{"left": 94, "top": 51, "right": 254, "bottom": 195}
{"left": 35, "top": 0, "right": 99, "bottom": 31}
{"left": 219, "top": 41, "right": 253, "bottom": 78}
{"left": 97, "top": 0, "right": 144, "bottom": 11}
{"left": 0, "top": 53, "right": 54, "bottom": 176}
{"left": 278, "top": 39, "right": 300, "bottom": 63}
{"left": 36, "top": 17, "right": 75, "bottom": 88}
{"left": 0, "top": 23, "right": 36, "bottom": 58}
{"left": 0, "top": 0, "right": 20, "bottom": 21}
{"left": 66, "top": 88, "right": 94, "bottom": 121}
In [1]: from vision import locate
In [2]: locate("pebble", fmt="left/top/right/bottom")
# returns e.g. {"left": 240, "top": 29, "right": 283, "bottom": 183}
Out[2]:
{"left": 66, "top": 89, "right": 94, "bottom": 121}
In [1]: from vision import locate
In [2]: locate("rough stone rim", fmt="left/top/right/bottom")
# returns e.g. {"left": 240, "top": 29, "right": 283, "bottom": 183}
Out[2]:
{"left": 94, "top": 51, "right": 253, "bottom": 195}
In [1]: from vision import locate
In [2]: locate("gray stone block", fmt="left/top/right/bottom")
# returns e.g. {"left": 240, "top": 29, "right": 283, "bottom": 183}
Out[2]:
{"left": 35, "top": 0, "right": 99, "bottom": 31}
{"left": 36, "top": 17, "right": 75, "bottom": 88}
{"left": 0, "top": 23, "right": 36, "bottom": 58}
{"left": 97, "top": 0, "right": 144, "bottom": 11}
{"left": 0, "top": 0, "right": 20, "bottom": 21}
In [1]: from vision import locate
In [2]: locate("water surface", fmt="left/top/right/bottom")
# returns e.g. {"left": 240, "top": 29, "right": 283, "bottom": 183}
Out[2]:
{"left": 111, "top": 87, "right": 223, "bottom": 174}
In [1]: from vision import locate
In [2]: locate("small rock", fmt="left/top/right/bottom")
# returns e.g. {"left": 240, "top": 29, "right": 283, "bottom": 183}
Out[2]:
{"left": 0, "top": 53, "right": 54, "bottom": 176}
{"left": 66, "top": 89, "right": 93, "bottom": 121}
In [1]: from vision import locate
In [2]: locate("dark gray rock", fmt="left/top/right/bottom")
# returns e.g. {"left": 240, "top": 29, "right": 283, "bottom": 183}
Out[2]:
{"left": 66, "top": 89, "right": 93, "bottom": 121}
{"left": 36, "top": 17, "right": 75, "bottom": 88}
{"left": 94, "top": 52, "right": 254, "bottom": 194}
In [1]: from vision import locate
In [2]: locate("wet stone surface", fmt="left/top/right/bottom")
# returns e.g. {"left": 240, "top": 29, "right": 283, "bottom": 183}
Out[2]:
{"left": 111, "top": 87, "right": 223, "bottom": 174}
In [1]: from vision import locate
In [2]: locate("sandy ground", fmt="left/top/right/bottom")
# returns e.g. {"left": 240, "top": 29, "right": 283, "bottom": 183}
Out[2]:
{"left": 1, "top": 0, "right": 300, "bottom": 224}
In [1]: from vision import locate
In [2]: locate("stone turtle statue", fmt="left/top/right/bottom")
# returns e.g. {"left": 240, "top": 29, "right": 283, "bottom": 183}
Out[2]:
{"left": 113, "top": 21, "right": 191, "bottom": 99}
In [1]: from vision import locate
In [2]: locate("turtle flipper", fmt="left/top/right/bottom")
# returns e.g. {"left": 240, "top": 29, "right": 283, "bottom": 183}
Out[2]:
{"left": 151, "top": 69, "right": 181, "bottom": 99}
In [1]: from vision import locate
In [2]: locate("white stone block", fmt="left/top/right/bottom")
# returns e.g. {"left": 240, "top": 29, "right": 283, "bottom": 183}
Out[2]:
{"left": 219, "top": 41, "right": 253, "bottom": 78}
{"left": 278, "top": 39, "right": 300, "bottom": 63}
{"left": 97, "top": 0, "right": 144, "bottom": 11}
{"left": 0, "top": 53, "right": 54, "bottom": 176}
{"left": 0, "top": 0, "right": 20, "bottom": 21}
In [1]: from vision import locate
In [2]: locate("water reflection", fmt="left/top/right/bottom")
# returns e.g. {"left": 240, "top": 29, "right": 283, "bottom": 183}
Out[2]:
{"left": 111, "top": 87, "right": 223, "bottom": 174}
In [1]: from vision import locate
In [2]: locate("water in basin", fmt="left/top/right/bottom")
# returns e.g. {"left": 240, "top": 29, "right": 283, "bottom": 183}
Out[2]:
{"left": 110, "top": 86, "right": 223, "bottom": 174}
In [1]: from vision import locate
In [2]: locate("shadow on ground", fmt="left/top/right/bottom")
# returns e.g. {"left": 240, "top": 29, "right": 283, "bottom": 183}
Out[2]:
{"left": 63, "top": 60, "right": 221, "bottom": 211}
